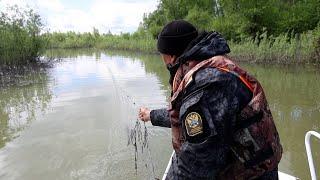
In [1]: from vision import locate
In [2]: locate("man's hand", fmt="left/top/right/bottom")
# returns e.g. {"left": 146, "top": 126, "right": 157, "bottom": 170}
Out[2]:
{"left": 138, "top": 107, "right": 151, "bottom": 122}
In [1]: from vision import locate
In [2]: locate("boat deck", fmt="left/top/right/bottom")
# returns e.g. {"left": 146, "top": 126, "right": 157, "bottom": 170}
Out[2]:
{"left": 278, "top": 172, "right": 298, "bottom": 180}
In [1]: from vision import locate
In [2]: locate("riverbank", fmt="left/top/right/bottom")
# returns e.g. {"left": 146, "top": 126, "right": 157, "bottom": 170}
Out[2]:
{"left": 2, "top": 1, "right": 320, "bottom": 66}
{"left": 44, "top": 26, "right": 320, "bottom": 65}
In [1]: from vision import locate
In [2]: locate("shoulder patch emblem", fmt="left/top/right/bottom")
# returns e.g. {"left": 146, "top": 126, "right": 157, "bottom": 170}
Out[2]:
{"left": 185, "top": 112, "right": 203, "bottom": 136}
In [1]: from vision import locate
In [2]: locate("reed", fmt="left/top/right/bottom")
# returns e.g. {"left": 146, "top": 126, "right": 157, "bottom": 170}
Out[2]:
{"left": 0, "top": 6, "right": 45, "bottom": 65}
{"left": 1, "top": 5, "right": 319, "bottom": 65}
{"left": 44, "top": 32, "right": 157, "bottom": 53}
{"left": 229, "top": 26, "right": 320, "bottom": 64}
{"left": 95, "top": 35, "right": 156, "bottom": 53}
{"left": 45, "top": 26, "right": 320, "bottom": 64}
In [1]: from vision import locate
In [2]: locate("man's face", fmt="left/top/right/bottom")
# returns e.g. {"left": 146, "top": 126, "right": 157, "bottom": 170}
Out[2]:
{"left": 161, "top": 53, "right": 180, "bottom": 85}
{"left": 161, "top": 54, "right": 176, "bottom": 66}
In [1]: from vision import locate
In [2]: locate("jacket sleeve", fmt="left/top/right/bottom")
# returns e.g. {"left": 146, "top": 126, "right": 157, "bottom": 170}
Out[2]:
{"left": 174, "top": 67, "right": 252, "bottom": 179}
{"left": 150, "top": 108, "right": 171, "bottom": 128}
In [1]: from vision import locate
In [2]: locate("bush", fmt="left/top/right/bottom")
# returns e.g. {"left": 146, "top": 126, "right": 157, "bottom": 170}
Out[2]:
{"left": 0, "top": 5, "right": 45, "bottom": 65}
{"left": 211, "top": 15, "right": 249, "bottom": 41}
{"left": 229, "top": 28, "right": 320, "bottom": 64}
{"left": 185, "top": 6, "right": 212, "bottom": 31}
{"left": 312, "top": 24, "right": 320, "bottom": 62}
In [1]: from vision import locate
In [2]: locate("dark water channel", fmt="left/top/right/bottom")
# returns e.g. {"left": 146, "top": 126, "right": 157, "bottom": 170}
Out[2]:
{"left": 0, "top": 49, "right": 319, "bottom": 180}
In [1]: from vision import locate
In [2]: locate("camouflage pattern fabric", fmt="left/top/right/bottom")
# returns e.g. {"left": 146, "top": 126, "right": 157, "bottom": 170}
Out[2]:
{"left": 169, "top": 56, "right": 282, "bottom": 179}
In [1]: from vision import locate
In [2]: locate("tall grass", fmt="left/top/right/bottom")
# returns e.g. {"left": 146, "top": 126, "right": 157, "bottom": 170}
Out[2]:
{"left": 44, "top": 31, "right": 156, "bottom": 53}
{"left": 230, "top": 25, "right": 320, "bottom": 64}
{"left": 95, "top": 34, "right": 156, "bottom": 52}
{"left": 0, "top": 6, "right": 44, "bottom": 65}
{"left": 44, "top": 26, "right": 320, "bottom": 64}
{"left": 0, "top": 5, "right": 319, "bottom": 65}
{"left": 43, "top": 31, "right": 97, "bottom": 49}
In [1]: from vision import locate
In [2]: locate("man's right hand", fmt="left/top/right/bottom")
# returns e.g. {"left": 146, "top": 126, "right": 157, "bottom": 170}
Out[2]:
{"left": 138, "top": 107, "right": 151, "bottom": 122}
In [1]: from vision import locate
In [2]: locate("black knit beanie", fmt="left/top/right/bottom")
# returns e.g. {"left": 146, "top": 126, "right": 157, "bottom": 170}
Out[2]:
{"left": 157, "top": 20, "right": 198, "bottom": 56}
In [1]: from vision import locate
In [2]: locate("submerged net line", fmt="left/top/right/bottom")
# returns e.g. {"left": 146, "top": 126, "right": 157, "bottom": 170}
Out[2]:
{"left": 106, "top": 65, "right": 157, "bottom": 179}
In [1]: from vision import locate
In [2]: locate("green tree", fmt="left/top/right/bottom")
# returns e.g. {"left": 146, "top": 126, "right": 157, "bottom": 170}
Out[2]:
{"left": 141, "top": 0, "right": 320, "bottom": 40}
{"left": 185, "top": 6, "right": 212, "bottom": 31}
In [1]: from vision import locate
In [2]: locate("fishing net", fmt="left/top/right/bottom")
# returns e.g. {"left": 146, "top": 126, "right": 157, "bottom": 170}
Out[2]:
{"left": 107, "top": 66, "right": 157, "bottom": 179}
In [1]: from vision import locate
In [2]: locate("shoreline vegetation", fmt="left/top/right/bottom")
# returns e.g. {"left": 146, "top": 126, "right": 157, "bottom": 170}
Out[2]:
{"left": 0, "top": 6, "right": 45, "bottom": 66}
{"left": 44, "top": 27, "right": 320, "bottom": 64}
{"left": 1, "top": 1, "right": 320, "bottom": 66}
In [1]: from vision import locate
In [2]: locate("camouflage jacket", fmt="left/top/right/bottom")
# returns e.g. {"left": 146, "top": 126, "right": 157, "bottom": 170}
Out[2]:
{"left": 152, "top": 67, "right": 253, "bottom": 178}
{"left": 151, "top": 67, "right": 279, "bottom": 179}
{"left": 150, "top": 31, "right": 280, "bottom": 179}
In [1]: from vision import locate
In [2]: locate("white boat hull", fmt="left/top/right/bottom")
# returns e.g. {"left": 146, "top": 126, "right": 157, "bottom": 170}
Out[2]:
{"left": 162, "top": 152, "right": 298, "bottom": 180}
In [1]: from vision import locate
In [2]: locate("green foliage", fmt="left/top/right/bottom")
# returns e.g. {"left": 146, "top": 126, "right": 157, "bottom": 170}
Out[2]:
{"left": 0, "top": 5, "right": 45, "bottom": 65}
{"left": 311, "top": 24, "right": 320, "bottom": 63}
{"left": 279, "top": 0, "right": 320, "bottom": 34}
{"left": 220, "top": 0, "right": 281, "bottom": 37}
{"left": 142, "top": 7, "right": 167, "bottom": 38}
{"left": 95, "top": 33, "right": 156, "bottom": 52}
{"left": 43, "top": 31, "right": 98, "bottom": 49}
{"left": 32, "top": 0, "right": 320, "bottom": 64}
{"left": 211, "top": 15, "right": 249, "bottom": 41}
{"left": 136, "top": 0, "right": 320, "bottom": 63}
{"left": 142, "top": 0, "right": 220, "bottom": 37}
{"left": 141, "top": 0, "right": 320, "bottom": 40}
{"left": 44, "top": 30, "right": 156, "bottom": 53}
{"left": 185, "top": 6, "right": 213, "bottom": 31}
{"left": 1, "top": 0, "right": 319, "bottom": 65}
{"left": 229, "top": 28, "right": 320, "bottom": 64}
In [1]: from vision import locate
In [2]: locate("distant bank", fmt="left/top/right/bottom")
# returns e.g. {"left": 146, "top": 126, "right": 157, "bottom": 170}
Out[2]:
{"left": 44, "top": 28, "right": 320, "bottom": 65}
{"left": 1, "top": 1, "right": 320, "bottom": 66}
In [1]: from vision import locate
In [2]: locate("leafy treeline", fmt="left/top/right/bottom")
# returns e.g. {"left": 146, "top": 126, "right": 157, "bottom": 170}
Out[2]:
{"left": 1, "top": 1, "right": 320, "bottom": 65}
{"left": 45, "top": 0, "right": 320, "bottom": 64}
{"left": 0, "top": 6, "right": 45, "bottom": 65}
{"left": 142, "top": 0, "right": 320, "bottom": 40}
{"left": 139, "top": 0, "right": 320, "bottom": 63}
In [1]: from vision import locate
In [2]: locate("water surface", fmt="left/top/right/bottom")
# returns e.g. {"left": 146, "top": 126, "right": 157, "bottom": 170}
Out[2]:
{"left": 0, "top": 49, "right": 319, "bottom": 180}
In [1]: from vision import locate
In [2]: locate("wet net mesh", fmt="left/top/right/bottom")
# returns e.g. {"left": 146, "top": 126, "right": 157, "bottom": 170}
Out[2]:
{"left": 107, "top": 66, "right": 157, "bottom": 179}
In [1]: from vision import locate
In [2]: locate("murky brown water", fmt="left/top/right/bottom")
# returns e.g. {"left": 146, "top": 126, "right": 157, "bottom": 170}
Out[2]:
{"left": 0, "top": 49, "right": 319, "bottom": 180}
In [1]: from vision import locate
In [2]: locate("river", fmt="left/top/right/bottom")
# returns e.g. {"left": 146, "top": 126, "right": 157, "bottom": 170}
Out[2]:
{"left": 0, "top": 49, "right": 319, "bottom": 180}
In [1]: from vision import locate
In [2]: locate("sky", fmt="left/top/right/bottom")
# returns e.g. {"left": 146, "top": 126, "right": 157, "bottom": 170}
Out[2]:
{"left": 0, "top": 0, "right": 158, "bottom": 34}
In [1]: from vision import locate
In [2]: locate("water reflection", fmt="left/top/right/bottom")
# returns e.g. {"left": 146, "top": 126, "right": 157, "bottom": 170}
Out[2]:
{"left": 0, "top": 50, "right": 172, "bottom": 180}
{"left": 0, "top": 49, "right": 319, "bottom": 180}
{"left": 45, "top": 49, "right": 320, "bottom": 179}
{"left": 0, "top": 71, "right": 52, "bottom": 148}
{"left": 44, "top": 48, "right": 99, "bottom": 59}
{"left": 44, "top": 49, "right": 170, "bottom": 94}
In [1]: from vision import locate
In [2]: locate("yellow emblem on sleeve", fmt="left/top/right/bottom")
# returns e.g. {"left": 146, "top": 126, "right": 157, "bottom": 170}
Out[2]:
{"left": 185, "top": 112, "right": 203, "bottom": 136}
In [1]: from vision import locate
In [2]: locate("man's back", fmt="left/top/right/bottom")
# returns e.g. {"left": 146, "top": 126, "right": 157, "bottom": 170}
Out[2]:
{"left": 167, "top": 66, "right": 252, "bottom": 179}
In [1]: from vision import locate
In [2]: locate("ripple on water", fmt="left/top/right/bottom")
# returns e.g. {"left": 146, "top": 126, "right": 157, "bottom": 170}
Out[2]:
{"left": 69, "top": 148, "right": 132, "bottom": 180}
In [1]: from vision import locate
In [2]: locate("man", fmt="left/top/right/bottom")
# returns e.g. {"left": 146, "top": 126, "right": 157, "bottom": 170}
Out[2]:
{"left": 138, "top": 20, "right": 282, "bottom": 180}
